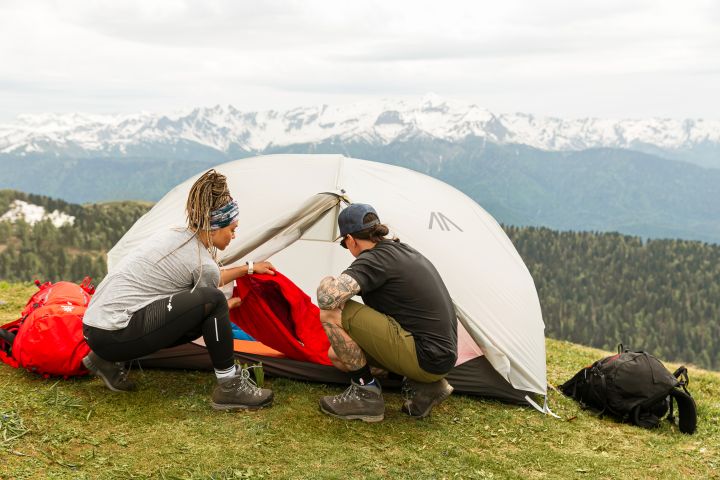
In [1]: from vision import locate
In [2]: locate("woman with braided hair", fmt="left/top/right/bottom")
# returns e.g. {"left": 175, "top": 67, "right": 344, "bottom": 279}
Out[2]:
{"left": 82, "top": 169, "right": 275, "bottom": 410}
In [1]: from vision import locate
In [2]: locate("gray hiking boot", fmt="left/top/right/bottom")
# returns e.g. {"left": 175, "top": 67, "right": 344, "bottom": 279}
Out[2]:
{"left": 319, "top": 380, "right": 384, "bottom": 423}
{"left": 82, "top": 351, "right": 136, "bottom": 392}
{"left": 401, "top": 377, "right": 454, "bottom": 418}
{"left": 211, "top": 366, "right": 274, "bottom": 411}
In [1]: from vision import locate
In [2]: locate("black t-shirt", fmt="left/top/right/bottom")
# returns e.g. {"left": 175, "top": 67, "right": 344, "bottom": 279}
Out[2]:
{"left": 343, "top": 240, "right": 458, "bottom": 374}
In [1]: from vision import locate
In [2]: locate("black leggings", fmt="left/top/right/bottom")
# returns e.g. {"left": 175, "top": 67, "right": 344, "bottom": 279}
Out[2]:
{"left": 83, "top": 287, "right": 235, "bottom": 370}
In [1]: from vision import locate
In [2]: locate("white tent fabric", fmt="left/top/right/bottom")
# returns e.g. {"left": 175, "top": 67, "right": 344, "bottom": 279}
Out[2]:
{"left": 108, "top": 154, "right": 547, "bottom": 396}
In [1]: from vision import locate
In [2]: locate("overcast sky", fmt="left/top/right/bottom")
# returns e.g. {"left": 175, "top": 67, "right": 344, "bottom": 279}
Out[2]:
{"left": 1, "top": 0, "right": 718, "bottom": 121}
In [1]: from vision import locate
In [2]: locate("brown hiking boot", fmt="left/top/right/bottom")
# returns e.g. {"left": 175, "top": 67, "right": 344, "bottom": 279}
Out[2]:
{"left": 82, "top": 351, "right": 136, "bottom": 392}
{"left": 211, "top": 366, "right": 274, "bottom": 411}
{"left": 401, "top": 377, "right": 454, "bottom": 418}
{"left": 319, "top": 380, "right": 384, "bottom": 423}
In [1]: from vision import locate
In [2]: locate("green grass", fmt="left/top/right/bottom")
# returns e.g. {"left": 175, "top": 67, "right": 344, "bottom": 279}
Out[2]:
{"left": 1, "top": 281, "right": 719, "bottom": 479}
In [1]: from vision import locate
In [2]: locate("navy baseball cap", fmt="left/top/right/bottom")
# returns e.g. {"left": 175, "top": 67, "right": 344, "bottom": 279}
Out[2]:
{"left": 337, "top": 203, "right": 380, "bottom": 239}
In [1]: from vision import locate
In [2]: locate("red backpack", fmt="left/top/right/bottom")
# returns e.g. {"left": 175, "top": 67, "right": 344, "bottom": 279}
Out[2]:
{"left": 0, "top": 278, "right": 94, "bottom": 377}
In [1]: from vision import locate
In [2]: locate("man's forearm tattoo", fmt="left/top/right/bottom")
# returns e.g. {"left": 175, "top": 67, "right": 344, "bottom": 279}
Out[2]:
{"left": 321, "top": 321, "right": 366, "bottom": 370}
{"left": 317, "top": 273, "right": 360, "bottom": 310}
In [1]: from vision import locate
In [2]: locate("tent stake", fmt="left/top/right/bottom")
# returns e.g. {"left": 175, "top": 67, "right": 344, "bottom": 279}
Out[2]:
{"left": 525, "top": 395, "right": 561, "bottom": 418}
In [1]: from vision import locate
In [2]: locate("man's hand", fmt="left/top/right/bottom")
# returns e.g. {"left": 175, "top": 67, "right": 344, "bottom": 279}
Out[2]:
{"left": 227, "top": 297, "right": 242, "bottom": 309}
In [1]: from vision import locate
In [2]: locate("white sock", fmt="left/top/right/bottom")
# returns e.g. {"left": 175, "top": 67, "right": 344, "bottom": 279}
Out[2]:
{"left": 214, "top": 365, "right": 236, "bottom": 380}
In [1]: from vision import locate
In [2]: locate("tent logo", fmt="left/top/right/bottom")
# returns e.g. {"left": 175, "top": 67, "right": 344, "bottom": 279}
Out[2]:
{"left": 428, "top": 212, "right": 463, "bottom": 232}
{"left": 60, "top": 302, "right": 75, "bottom": 313}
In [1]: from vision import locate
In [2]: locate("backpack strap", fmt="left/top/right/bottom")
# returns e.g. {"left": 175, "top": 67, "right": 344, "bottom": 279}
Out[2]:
{"left": 666, "top": 366, "right": 696, "bottom": 434}
{"left": 0, "top": 328, "right": 16, "bottom": 355}
{"left": 632, "top": 405, "right": 661, "bottom": 429}
{"left": 80, "top": 276, "right": 96, "bottom": 295}
{"left": 587, "top": 367, "right": 609, "bottom": 416}
{"left": 669, "top": 388, "right": 697, "bottom": 434}
{"left": 668, "top": 392, "right": 675, "bottom": 423}
{"left": 673, "top": 366, "right": 691, "bottom": 393}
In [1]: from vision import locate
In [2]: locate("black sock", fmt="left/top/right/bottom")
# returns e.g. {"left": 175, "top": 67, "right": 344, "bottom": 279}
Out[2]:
{"left": 349, "top": 364, "right": 375, "bottom": 386}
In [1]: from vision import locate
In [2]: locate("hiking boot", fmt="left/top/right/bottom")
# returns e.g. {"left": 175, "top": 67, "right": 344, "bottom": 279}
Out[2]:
{"left": 211, "top": 366, "right": 274, "bottom": 411}
{"left": 401, "top": 377, "right": 454, "bottom": 418}
{"left": 319, "top": 380, "right": 384, "bottom": 423}
{"left": 82, "top": 351, "right": 136, "bottom": 392}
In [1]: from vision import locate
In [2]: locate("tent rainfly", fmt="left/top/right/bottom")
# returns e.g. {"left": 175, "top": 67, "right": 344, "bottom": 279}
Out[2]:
{"left": 109, "top": 154, "right": 552, "bottom": 413}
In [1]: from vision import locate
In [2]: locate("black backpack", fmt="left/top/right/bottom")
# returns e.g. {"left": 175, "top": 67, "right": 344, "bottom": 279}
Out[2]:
{"left": 560, "top": 345, "right": 697, "bottom": 434}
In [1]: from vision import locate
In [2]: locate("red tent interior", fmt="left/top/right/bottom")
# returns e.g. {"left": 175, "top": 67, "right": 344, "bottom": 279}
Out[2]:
{"left": 229, "top": 271, "right": 332, "bottom": 366}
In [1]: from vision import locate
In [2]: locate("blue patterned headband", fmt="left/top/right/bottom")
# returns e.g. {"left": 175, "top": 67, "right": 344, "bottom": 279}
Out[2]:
{"left": 210, "top": 199, "right": 239, "bottom": 230}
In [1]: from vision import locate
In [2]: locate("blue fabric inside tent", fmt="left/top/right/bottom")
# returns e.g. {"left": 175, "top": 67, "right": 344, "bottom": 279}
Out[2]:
{"left": 231, "top": 323, "right": 255, "bottom": 341}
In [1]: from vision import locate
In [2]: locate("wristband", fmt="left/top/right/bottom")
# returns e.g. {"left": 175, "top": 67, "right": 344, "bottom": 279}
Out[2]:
{"left": 246, "top": 260, "right": 254, "bottom": 275}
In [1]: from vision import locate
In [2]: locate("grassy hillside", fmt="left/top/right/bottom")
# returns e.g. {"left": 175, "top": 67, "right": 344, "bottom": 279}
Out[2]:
{"left": 1, "top": 282, "right": 718, "bottom": 479}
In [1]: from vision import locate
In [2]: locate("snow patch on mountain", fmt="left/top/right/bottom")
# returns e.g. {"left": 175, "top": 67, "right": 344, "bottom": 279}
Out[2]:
{"left": 1, "top": 95, "right": 718, "bottom": 156}
{"left": 1, "top": 200, "right": 75, "bottom": 227}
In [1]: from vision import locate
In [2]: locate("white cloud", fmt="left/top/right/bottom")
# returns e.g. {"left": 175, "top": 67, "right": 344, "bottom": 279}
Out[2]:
{"left": 0, "top": 0, "right": 718, "bottom": 120}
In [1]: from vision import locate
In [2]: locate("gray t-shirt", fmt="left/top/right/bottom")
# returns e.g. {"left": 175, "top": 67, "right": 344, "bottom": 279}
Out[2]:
{"left": 84, "top": 228, "right": 221, "bottom": 330}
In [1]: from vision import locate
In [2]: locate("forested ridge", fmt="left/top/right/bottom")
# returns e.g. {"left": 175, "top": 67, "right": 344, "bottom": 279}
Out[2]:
{"left": 1, "top": 189, "right": 718, "bottom": 370}
{"left": 506, "top": 226, "right": 720, "bottom": 370}
{"left": 0, "top": 190, "right": 151, "bottom": 281}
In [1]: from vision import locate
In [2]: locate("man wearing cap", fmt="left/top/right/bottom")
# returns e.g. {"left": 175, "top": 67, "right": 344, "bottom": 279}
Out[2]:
{"left": 316, "top": 203, "right": 457, "bottom": 422}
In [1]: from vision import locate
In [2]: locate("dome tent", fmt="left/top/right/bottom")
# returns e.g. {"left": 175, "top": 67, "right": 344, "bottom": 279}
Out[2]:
{"left": 109, "top": 154, "right": 549, "bottom": 409}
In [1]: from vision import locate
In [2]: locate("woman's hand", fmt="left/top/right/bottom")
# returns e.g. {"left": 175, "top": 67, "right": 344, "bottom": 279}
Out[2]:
{"left": 220, "top": 261, "right": 277, "bottom": 287}
{"left": 253, "top": 261, "right": 276, "bottom": 275}
{"left": 227, "top": 297, "right": 242, "bottom": 309}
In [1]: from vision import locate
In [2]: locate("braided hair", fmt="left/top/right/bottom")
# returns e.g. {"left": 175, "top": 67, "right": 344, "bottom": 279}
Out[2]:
{"left": 186, "top": 169, "right": 232, "bottom": 259}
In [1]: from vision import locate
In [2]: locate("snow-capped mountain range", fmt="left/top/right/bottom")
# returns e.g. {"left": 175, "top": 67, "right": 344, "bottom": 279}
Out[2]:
{"left": 1, "top": 94, "right": 718, "bottom": 158}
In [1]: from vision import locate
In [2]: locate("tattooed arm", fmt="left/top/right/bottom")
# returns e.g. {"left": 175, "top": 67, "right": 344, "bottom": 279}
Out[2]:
{"left": 317, "top": 274, "right": 366, "bottom": 370}
{"left": 317, "top": 273, "right": 361, "bottom": 310}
